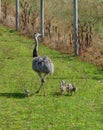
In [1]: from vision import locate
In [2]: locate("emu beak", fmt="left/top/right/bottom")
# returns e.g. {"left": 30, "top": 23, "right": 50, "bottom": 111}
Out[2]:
{"left": 38, "top": 33, "right": 42, "bottom": 37}
{"left": 34, "top": 32, "right": 42, "bottom": 38}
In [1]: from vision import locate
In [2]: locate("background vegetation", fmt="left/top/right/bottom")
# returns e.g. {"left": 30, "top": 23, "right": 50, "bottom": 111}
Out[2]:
{"left": 1, "top": 0, "right": 103, "bottom": 34}
{"left": 1, "top": 0, "right": 103, "bottom": 62}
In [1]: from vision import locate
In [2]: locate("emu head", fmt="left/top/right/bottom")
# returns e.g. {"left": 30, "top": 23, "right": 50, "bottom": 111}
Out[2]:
{"left": 34, "top": 32, "right": 41, "bottom": 39}
{"left": 60, "top": 80, "right": 66, "bottom": 92}
{"left": 60, "top": 80, "right": 65, "bottom": 87}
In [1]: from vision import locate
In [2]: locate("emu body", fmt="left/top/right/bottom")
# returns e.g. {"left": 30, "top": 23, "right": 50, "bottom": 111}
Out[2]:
{"left": 32, "top": 56, "right": 54, "bottom": 74}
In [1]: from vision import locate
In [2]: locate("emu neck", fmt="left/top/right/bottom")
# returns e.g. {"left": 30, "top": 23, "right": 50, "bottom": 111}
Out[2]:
{"left": 33, "top": 37, "right": 38, "bottom": 57}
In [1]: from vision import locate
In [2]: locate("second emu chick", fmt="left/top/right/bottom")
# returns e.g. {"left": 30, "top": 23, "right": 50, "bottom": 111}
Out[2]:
{"left": 60, "top": 80, "right": 77, "bottom": 95}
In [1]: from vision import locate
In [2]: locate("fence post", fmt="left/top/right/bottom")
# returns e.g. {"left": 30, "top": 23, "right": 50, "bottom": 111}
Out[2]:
{"left": 40, "top": 0, "right": 44, "bottom": 38}
{"left": 73, "top": 0, "right": 78, "bottom": 56}
{"left": 16, "top": 0, "right": 19, "bottom": 31}
{"left": 0, "top": 0, "right": 1, "bottom": 21}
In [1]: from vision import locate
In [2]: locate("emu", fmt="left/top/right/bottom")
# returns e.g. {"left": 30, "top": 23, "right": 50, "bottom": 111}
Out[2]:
{"left": 32, "top": 33, "right": 54, "bottom": 96}
{"left": 60, "top": 80, "right": 77, "bottom": 95}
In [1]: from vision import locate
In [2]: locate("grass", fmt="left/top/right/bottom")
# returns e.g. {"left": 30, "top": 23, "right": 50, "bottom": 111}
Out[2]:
{"left": 0, "top": 25, "right": 103, "bottom": 130}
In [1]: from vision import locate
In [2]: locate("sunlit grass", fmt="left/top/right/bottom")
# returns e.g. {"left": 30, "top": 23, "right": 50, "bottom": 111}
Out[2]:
{"left": 0, "top": 25, "right": 103, "bottom": 130}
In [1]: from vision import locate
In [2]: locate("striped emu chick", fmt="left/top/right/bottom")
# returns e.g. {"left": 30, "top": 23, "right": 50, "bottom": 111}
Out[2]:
{"left": 60, "top": 80, "right": 77, "bottom": 95}
{"left": 66, "top": 83, "right": 77, "bottom": 96}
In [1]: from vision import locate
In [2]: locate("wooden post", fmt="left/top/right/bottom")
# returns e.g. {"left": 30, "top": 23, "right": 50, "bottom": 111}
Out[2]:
{"left": 73, "top": 0, "right": 78, "bottom": 56}
{"left": 0, "top": 0, "right": 1, "bottom": 21}
{"left": 40, "top": 0, "right": 44, "bottom": 38}
{"left": 16, "top": 0, "right": 19, "bottom": 31}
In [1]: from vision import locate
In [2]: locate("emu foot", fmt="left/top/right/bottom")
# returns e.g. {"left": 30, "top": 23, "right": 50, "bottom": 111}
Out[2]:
{"left": 35, "top": 90, "right": 40, "bottom": 94}
{"left": 41, "top": 79, "right": 45, "bottom": 83}
{"left": 43, "top": 92, "right": 46, "bottom": 96}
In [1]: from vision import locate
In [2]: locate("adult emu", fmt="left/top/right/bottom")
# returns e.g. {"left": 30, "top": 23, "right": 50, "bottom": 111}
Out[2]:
{"left": 32, "top": 33, "right": 54, "bottom": 96}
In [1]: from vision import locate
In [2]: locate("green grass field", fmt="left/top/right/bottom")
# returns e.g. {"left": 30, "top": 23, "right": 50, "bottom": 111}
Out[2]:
{"left": 0, "top": 25, "right": 103, "bottom": 130}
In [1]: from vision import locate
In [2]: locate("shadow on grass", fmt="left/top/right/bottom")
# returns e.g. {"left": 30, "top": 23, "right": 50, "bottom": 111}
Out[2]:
{"left": 0, "top": 92, "right": 73, "bottom": 98}
{"left": 52, "top": 92, "right": 62, "bottom": 96}
{"left": 0, "top": 92, "right": 27, "bottom": 99}
{"left": 52, "top": 92, "right": 72, "bottom": 97}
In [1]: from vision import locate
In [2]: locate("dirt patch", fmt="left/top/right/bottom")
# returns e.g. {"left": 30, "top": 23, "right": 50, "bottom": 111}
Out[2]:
{"left": 80, "top": 45, "right": 103, "bottom": 66}
{"left": 43, "top": 37, "right": 103, "bottom": 66}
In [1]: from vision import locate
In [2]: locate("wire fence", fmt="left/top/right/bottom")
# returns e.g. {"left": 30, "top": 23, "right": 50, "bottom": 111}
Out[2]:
{"left": 0, "top": 0, "right": 103, "bottom": 56}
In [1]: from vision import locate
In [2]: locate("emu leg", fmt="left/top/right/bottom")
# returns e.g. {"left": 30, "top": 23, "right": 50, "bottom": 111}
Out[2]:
{"left": 42, "top": 82, "right": 46, "bottom": 96}
{"left": 35, "top": 73, "right": 47, "bottom": 96}
{"left": 35, "top": 72, "right": 43, "bottom": 93}
{"left": 35, "top": 81, "right": 44, "bottom": 94}
{"left": 42, "top": 74, "right": 47, "bottom": 96}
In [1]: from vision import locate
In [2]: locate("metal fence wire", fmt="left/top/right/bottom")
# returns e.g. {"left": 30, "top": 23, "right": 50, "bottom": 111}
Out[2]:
{"left": 0, "top": 0, "right": 103, "bottom": 56}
